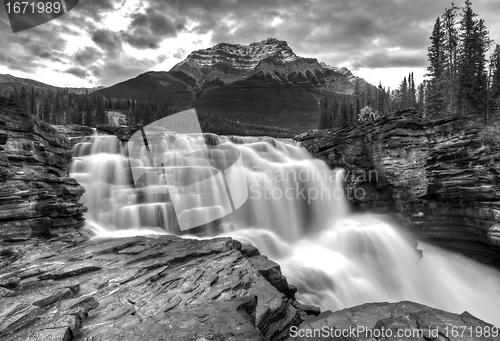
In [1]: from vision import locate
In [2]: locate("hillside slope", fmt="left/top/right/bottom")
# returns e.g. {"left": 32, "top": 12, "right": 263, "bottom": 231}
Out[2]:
{"left": 93, "top": 38, "right": 377, "bottom": 131}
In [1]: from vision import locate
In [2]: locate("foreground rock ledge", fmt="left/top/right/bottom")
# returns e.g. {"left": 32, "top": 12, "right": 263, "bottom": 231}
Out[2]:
{"left": 1, "top": 234, "right": 497, "bottom": 341}
{"left": 0, "top": 234, "right": 301, "bottom": 341}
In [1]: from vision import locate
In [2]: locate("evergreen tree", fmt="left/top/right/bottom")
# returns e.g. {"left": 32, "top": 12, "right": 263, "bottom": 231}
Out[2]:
{"left": 489, "top": 44, "right": 500, "bottom": 120}
{"left": 457, "top": 1, "right": 492, "bottom": 119}
{"left": 409, "top": 72, "right": 417, "bottom": 107}
{"left": 42, "top": 96, "right": 51, "bottom": 123}
{"left": 401, "top": 77, "right": 408, "bottom": 108}
{"left": 427, "top": 17, "right": 446, "bottom": 117}
{"left": 442, "top": 3, "right": 460, "bottom": 113}
{"left": 29, "top": 87, "right": 36, "bottom": 116}
{"left": 417, "top": 82, "right": 426, "bottom": 116}
{"left": 318, "top": 97, "right": 329, "bottom": 129}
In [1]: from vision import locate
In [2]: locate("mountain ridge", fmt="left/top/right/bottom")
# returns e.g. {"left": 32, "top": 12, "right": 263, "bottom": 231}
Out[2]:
{"left": 93, "top": 38, "right": 378, "bottom": 130}
{"left": 1, "top": 38, "right": 378, "bottom": 131}
{"left": 0, "top": 73, "right": 104, "bottom": 95}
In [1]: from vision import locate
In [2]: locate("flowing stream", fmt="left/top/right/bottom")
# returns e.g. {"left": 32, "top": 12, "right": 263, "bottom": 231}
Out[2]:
{"left": 70, "top": 132, "right": 500, "bottom": 326}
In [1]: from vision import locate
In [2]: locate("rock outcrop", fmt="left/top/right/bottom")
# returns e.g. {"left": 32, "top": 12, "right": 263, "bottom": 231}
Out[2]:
{"left": 0, "top": 97, "right": 86, "bottom": 240}
{"left": 0, "top": 234, "right": 303, "bottom": 341}
{"left": 2, "top": 234, "right": 497, "bottom": 341}
{"left": 296, "top": 109, "right": 500, "bottom": 267}
{"left": 287, "top": 301, "right": 499, "bottom": 341}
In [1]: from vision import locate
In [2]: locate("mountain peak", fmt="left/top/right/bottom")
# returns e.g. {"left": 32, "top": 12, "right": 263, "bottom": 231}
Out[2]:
{"left": 93, "top": 37, "right": 378, "bottom": 131}
{"left": 250, "top": 37, "right": 288, "bottom": 47}
{"left": 173, "top": 38, "right": 298, "bottom": 75}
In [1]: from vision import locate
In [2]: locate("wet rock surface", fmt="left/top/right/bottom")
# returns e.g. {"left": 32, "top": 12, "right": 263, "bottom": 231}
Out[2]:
{"left": 287, "top": 301, "right": 499, "bottom": 341}
{"left": 0, "top": 97, "right": 86, "bottom": 240}
{"left": 296, "top": 109, "right": 500, "bottom": 267}
{"left": 0, "top": 235, "right": 302, "bottom": 341}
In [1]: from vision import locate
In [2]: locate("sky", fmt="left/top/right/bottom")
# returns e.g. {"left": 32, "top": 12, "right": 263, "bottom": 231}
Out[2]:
{"left": 0, "top": 0, "right": 499, "bottom": 90}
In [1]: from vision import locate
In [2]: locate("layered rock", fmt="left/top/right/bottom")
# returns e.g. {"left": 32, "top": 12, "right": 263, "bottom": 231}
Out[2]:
{"left": 2, "top": 234, "right": 497, "bottom": 341}
{"left": 296, "top": 109, "right": 500, "bottom": 267}
{"left": 0, "top": 97, "right": 86, "bottom": 239}
{"left": 287, "top": 301, "right": 499, "bottom": 341}
{"left": 0, "top": 234, "right": 303, "bottom": 341}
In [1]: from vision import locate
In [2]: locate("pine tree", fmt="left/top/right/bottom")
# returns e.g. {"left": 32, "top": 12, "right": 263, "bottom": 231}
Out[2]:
{"left": 377, "top": 83, "right": 385, "bottom": 115}
{"left": 330, "top": 96, "right": 338, "bottom": 128}
{"left": 457, "top": 1, "right": 492, "bottom": 119}
{"left": 489, "top": 44, "right": 500, "bottom": 120}
{"left": 42, "top": 96, "right": 51, "bottom": 123}
{"left": 19, "top": 87, "right": 29, "bottom": 113}
{"left": 29, "top": 87, "right": 36, "bottom": 116}
{"left": 417, "top": 82, "right": 426, "bottom": 116}
{"left": 427, "top": 17, "right": 446, "bottom": 117}
{"left": 401, "top": 77, "right": 409, "bottom": 108}
{"left": 353, "top": 78, "right": 362, "bottom": 120}
{"left": 409, "top": 72, "right": 417, "bottom": 107}
{"left": 83, "top": 92, "right": 94, "bottom": 127}
{"left": 442, "top": 3, "right": 460, "bottom": 113}
{"left": 457, "top": 0, "right": 478, "bottom": 115}
{"left": 95, "top": 96, "right": 106, "bottom": 125}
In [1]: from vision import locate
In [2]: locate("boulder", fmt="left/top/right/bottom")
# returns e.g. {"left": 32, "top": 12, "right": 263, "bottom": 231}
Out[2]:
{"left": 287, "top": 301, "right": 499, "bottom": 341}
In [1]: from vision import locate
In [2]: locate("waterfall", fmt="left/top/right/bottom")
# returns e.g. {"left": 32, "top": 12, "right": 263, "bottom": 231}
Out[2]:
{"left": 70, "top": 131, "right": 500, "bottom": 326}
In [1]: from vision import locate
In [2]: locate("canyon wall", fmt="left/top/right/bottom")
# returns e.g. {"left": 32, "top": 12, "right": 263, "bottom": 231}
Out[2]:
{"left": 296, "top": 108, "right": 500, "bottom": 267}
{"left": 0, "top": 97, "right": 86, "bottom": 240}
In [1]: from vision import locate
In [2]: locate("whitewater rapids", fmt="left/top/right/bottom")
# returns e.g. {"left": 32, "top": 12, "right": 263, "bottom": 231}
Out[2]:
{"left": 70, "top": 132, "right": 500, "bottom": 326}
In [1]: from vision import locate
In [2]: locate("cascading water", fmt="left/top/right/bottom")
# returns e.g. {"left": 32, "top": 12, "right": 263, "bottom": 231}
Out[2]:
{"left": 70, "top": 132, "right": 500, "bottom": 326}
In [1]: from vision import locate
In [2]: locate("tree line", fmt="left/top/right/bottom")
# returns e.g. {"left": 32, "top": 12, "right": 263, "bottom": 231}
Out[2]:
{"left": 5, "top": 87, "right": 177, "bottom": 127}
{"left": 320, "top": 0, "right": 500, "bottom": 129}
{"left": 318, "top": 72, "right": 425, "bottom": 129}
{"left": 427, "top": 0, "right": 500, "bottom": 122}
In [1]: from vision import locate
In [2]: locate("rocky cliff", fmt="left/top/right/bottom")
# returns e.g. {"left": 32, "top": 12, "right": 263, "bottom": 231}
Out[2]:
{"left": 295, "top": 108, "right": 500, "bottom": 267}
{"left": 0, "top": 97, "right": 86, "bottom": 240}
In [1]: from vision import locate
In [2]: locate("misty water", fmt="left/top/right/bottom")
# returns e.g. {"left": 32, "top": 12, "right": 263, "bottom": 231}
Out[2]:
{"left": 70, "top": 132, "right": 500, "bottom": 326}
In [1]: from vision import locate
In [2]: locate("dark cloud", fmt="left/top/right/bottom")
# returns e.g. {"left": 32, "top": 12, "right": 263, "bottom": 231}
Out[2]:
{"left": 0, "top": 12, "right": 67, "bottom": 72}
{"left": 351, "top": 51, "right": 428, "bottom": 69}
{"left": 91, "top": 29, "right": 123, "bottom": 56}
{"left": 74, "top": 47, "right": 102, "bottom": 66}
{"left": 122, "top": 8, "right": 184, "bottom": 49}
{"left": 70, "top": 0, "right": 115, "bottom": 23}
{"left": 65, "top": 67, "right": 89, "bottom": 79}
{"left": 1, "top": 0, "right": 499, "bottom": 88}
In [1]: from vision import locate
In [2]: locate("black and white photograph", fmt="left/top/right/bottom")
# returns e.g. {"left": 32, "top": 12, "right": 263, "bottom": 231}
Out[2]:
{"left": 0, "top": 0, "right": 499, "bottom": 340}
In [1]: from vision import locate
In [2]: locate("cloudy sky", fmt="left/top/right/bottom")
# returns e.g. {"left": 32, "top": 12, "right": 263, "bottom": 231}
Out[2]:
{"left": 1, "top": 0, "right": 499, "bottom": 90}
